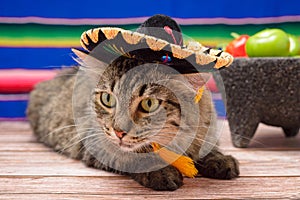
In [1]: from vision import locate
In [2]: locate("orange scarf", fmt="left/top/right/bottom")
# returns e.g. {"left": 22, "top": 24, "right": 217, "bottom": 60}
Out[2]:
{"left": 152, "top": 143, "right": 198, "bottom": 178}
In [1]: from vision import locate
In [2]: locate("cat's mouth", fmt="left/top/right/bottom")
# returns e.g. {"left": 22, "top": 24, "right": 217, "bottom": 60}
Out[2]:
{"left": 118, "top": 140, "right": 134, "bottom": 149}
{"left": 118, "top": 140, "right": 152, "bottom": 153}
{"left": 103, "top": 129, "right": 153, "bottom": 152}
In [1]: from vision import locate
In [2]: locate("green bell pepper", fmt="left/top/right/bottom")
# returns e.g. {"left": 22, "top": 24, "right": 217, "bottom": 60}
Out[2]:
{"left": 245, "top": 28, "right": 290, "bottom": 57}
{"left": 288, "top": 34, "right": 300, "bottom": 56}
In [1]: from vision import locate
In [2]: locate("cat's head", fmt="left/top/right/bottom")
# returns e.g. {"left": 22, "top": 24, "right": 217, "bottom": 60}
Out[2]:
{"left": 73, "top": 50, "right": 206, "bottom": 153}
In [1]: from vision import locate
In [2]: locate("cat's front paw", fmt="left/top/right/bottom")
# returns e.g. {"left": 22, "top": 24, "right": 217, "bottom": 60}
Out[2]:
{"left": 131, "top": 165, "right": 183, "bottom": 191}
{"left": 196, "top": 151, "right": 240, "bottom": 180}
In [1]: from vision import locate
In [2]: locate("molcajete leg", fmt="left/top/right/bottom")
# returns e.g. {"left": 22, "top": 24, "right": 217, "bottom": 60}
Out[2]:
{"left": 282, "top": 127, "right": 299, "bottom": 137}
{"left": 227, "top": 113, "right": 260, "bottom": 148}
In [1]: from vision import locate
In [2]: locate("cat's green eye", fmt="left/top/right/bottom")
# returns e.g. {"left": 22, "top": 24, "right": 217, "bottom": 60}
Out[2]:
{"left": 140, "top": 98, "right": 160, "bottom": 113}
{"left": 100, "top": 92, "right": 116, "bottom": 108}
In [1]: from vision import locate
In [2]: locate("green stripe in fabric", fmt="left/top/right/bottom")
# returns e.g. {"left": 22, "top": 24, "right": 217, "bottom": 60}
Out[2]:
{"left": 1, "top": 22, "right": 300, "bottom": 47}
{"left": 0, "top": 24, "right": 139, "bottom": 39}
{"left": 181, "top": 22, "right": 300, "bottom": 39}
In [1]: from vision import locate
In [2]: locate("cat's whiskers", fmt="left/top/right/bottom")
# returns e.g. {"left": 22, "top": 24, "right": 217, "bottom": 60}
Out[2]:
{"left": 60, "top": 131, "right": 102, "bottom": 153}
{"left": 56, "top": 129, "right": 101, "bottom": 154}
{"left": 135, "top": 143, "right": 153, "bottom": 153}
{"left": 53, "top": 73, "right": 78, "bottom": 78}
{"left": 167, "top": 142, "right": 190, "bottom": 157}
{"left": 151, "top": 136, "right": 175, "bottom": 147}
{"left": 83, "top": 134, "right": 131, "bottom": 165}
{"left": 77, "top": 132, "right": 116, "bottom": 158}
{"left": 150, "top": 131, "right": 218, "bottom": 153}
{"left": 178, "top": 134, "right": 217, "bottom": 146}
{"left": 181, "top": 126, "right": 269, "bottom": 148}
{"left": 108, "top": 145, "right": 124, "bottom": 164}
{"left": 78, "top": 66, "right": 104, "bottom": 75}
{"left": 38, "top": 124, "right": 82, "bottom": 141}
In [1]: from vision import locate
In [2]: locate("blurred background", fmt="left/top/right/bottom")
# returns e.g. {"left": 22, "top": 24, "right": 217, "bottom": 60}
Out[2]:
{"left": 1, "top": 0, "right": 300, "bottom": 120}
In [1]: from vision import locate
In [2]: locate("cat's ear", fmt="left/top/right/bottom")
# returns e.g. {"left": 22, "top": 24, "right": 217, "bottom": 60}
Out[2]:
{"left": 179, "top": 73, "right": 211, "bottom": 92}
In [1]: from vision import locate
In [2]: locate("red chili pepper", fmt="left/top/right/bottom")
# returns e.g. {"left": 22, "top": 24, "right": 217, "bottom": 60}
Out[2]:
{"left": 225, "top": 32, "right": 249, "bottom": 57}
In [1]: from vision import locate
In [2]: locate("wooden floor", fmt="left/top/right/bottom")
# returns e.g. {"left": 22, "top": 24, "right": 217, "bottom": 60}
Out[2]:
{"left": 0, "top": 120, "right": 299, "bottom": 199}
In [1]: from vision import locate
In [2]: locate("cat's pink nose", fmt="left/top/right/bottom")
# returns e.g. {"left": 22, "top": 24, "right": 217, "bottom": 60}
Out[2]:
{"left": 114, "top": 130, "right": 126, "bottom": 139}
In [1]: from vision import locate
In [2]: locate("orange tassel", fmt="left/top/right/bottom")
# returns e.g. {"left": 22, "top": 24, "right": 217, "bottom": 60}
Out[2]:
{"left": 194, "top": 86, "right": 205, "bottom": 103}
{"left": 152, "top": 142, "right": 198, "bottom": 178}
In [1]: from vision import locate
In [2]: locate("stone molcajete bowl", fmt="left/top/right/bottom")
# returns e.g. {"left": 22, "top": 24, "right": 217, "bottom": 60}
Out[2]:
{"left": 214, "top": 58, "right": 300, "bottom": 148}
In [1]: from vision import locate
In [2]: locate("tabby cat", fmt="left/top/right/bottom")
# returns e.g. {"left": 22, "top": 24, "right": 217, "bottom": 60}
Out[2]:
{"left": 27, "top": 15, "right": 239, "bottom": 191}
{"left": 27, "top": 58, "right": 239, "bottom": 191}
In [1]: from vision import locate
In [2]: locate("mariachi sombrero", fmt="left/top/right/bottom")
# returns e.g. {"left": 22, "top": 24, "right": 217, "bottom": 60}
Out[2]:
{"left": 73, "top": 14, "right": 233, "bottom": 73}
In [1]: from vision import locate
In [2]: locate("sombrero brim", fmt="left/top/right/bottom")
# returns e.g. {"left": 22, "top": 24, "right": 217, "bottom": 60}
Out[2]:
{"left": 77, "top": 27, "right": 233, "bottom": 73}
